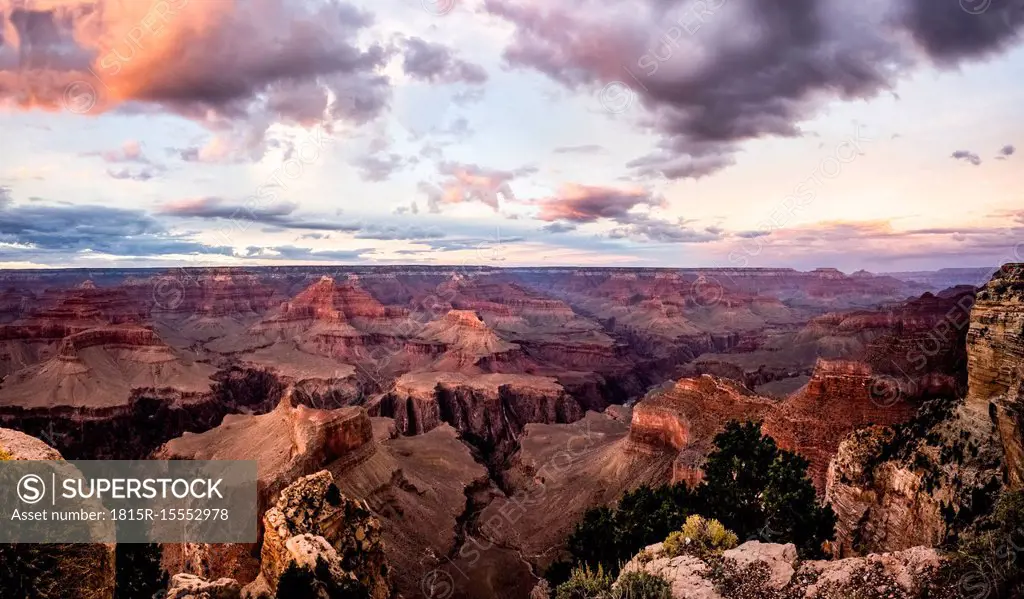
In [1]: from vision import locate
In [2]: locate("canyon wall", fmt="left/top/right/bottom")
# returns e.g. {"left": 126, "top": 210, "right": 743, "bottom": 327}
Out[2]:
{"left": 966, "top": 264, "right": 1024, "bottom": 488}
{"left": 823, "top": 264, "right": 1021, "bottom": 555}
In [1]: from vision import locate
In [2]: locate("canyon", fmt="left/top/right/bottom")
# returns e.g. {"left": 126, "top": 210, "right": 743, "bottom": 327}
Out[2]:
{"left": 0, "top": 264, "right": 1015, "bottom": 599}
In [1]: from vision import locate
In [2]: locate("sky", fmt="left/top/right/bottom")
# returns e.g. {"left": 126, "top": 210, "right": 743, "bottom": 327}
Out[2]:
{"left": 0, "top": 0, "right": 1022, "bottom": 272}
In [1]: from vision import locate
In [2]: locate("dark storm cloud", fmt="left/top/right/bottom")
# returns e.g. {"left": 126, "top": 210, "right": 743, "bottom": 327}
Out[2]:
{"left": 952, "top": 150, "right": 983, "bottom": 165}
{"left": 400, "top": 37, "right": 489, "bottom": 85}
{"left": 900, "top": 0, "right": 1024, "bottom": 62}
{"left": 0, "top": 201, "right": 231, "bottom": 256}
{"left": 485, "top": 0, "right": 1024, "bottom": 179}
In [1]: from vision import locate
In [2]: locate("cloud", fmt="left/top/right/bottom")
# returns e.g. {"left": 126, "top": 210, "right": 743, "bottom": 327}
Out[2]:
{"left": 159, "top": 196, "right": 367, "bottom": 233}
{"left": 534, "top": 184, "right": 664, "bottom": 223}
{"left": 106, "top": 166, "right": 159, "bottom": 181}
{"left": 724, "top": 219, "right": 1024, "bottom": 268}
{"left": 243, "top": 245, "right": 371, "bottom": 262}
{"left": 393, "top": 202, "right": 420, "bottom": 215}
{"left": 400, "top": 37, "right": 488, "bottom": 85}
{"left": 553, "top": 144, "right": 604, "bottom": 154}
{"left": 0, "top": 0, "right": 392, "bottom": 161}
{"left": 485, "top": 0, "right": 1024, "bottom": 179}
{"left": 952, "top": 150, "right": 982, "bottom": 165}
{"left": 420, "top": 161, "right": 537, "bottom": 212}
{"left": 1000, "top": 144, "right": 1016, "bottom": 157}
{"left": 85, "top": 140, "right": 151, "bottom": 164}
{"left": 83, "top": 140, "right": 164, "bottom": 179}
{"left": 609, "top": 215, "right": 723, "bottom": 244}
{"left": 0, "top": 195, "right": 231, "bottom": 256}
{"left": 158, "top": 197, "right": 450, "bottom": 241}
{"left": 351, "top": 153, "right": 407, "bottom": 181}
{"left": 354, "top": 225, "right": 445, "bottom": 240}
{"left": 542, "top": 221, "right": 578, "bottom": 233}
{"left": 160, "top": 196, "right": 300, "bottom": 221}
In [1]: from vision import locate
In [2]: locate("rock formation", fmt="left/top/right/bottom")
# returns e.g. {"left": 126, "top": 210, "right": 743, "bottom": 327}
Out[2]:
{"left": 822, "top": 265, "right": 1021, "bottom": 555}
{"left": 158, "top": 389, "right": 374, "bottom": 514}
{"left": 0, "top": 325, "right": 215, "bottom": 410}
{"left": 823, "top": 401, "right": 1002, "bottom": 556}
{"left": 622, "top": 366, "right": 923, "bottom": 491}
{"left": 616, "top": 540, "right": 943, "bottom": 599}
{"left": 167, "top": 471, "right": 393, "bottom": 599}
{"left": 966, "top": 263, "right": 1024, "bottom": 488}
{"left": 375, "top": 372, "right": 582, "bottom": 461}
{"left": 0, "top": 428, "right": 116, "bottom": 599}
{"left": 0, "top": 264, "right": 998, "bottom": 599}
{"left": 625, "top": 376, "right": 773, "bottom": 486}
{"left": 764, "top": 359, "right": 922, "bottom": 488}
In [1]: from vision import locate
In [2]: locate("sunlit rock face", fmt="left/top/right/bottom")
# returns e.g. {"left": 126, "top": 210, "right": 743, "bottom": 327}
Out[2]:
{"left": 966, "top": 264, "right": 1024, "bottom": 488}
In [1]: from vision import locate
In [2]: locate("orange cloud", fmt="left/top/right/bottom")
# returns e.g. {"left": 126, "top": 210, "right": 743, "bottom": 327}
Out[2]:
{"left": 0, "top": 0, "right": 390, "bottom": 139}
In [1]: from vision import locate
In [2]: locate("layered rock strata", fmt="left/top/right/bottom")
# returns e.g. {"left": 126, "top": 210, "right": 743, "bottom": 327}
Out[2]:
{"left": 966, "top": 263, "right": 1024, "bottom": 488}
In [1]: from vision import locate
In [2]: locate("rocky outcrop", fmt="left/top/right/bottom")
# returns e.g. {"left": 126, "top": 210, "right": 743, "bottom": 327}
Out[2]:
{"left": 822, "top": 264, "right": 1023, "bottom": 555}
{"left": 625, "top": 376, "right": 773, "bottom": 486}
{"left": 0, "top": 428, "right": 116, "bottom": 599}
{"left": 764, "top": 359, "right": 922, "bottom": 488}
{"left": 168, "top": 471, "right": 393, "bottom": 599}
{"left": 617, "top": 540, "right": 942, "bottom": 598}
{"left": 166, "top": 574, "right": 241, "bottom": 599}
{"left": 157, "top": 391, "right": 375, "bottom": 583}
{"left": 823, "top": 391, "right": 1004, "bottom": 556}
{"left": 376, "top": 371, "right": 583, "bottom": 463}
{"left": 623, "top": 361, "right": 931, "bottom": 492}
{"left": 966, "top": 263, "right": 1024, "bottom": 488}
{"left": 251, "top": 471, "right": 391, "bottom": 598}
{"left": 414, "top": 309, "right": 529, "bottom": 371}
{"left": 474, "top": 410, "right": 676, "bottom": 579}
{"left": 157, "top": 390, "right": 374, "bottom": 521}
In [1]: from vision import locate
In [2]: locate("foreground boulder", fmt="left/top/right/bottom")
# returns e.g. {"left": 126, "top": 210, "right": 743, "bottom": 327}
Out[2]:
{"left": 617, "top": 540, "right": 942, "bottom": 598}
{"left": 166, "top": 574, "right": 241, "bottom": 599}
{"left": 0, "top": 428, "right": 116, "bottom": 599}
{"left": 253, "top": 470, "right": 390, "bottom": 598}
{"left": 168, "top": 470, "right": 393, "bottom": 599}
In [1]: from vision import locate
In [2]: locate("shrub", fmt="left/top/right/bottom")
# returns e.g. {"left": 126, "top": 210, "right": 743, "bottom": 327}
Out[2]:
{"left": 0, "top": 445, "right": 12, "bottom": 461}
{"left": 611, "top": 571, "right": 671, "bottom": 599}
{"left": 563, "top": 483, "right": 694, "bottom": 577}
{"left": 113, "top": 543, "right": 167, "bottom": 599}
{"left": 663, "top": 515, "right": 738, "bottom": 558}
{"left": 698, "top": 421, "right": 835, "bottom": 557}
{"left": 555, "top": 564, "right": 614, "bottom": 599}
{"left": 276, "top": 558, "right": 370, "bottom": 599}
{"left": 936, "top": 490, "right": 1024, "bottom": 599}
{"left": 559, "top": 420, "right": 834, "bottom": 589}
